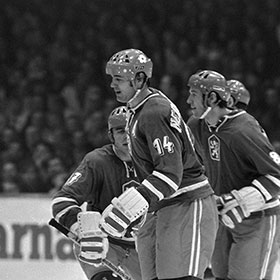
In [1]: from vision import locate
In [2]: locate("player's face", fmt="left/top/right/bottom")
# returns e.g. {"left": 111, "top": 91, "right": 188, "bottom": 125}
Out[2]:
{"left": 112, "top": 127, "right": 130, "bottom": 154}
{"left": 187, "top": 88, "right": 205, "bottom": 118}
{"left": 110, "top": 75, "right": 136, "bottom": 103}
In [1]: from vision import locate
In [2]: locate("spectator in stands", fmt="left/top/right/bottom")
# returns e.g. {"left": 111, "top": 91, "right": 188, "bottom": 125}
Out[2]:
{"left": 0, "top": 162, "right": 23, "bottom": 193}
{"left": 0, "top": 0, "right": 280, "bottom": 193}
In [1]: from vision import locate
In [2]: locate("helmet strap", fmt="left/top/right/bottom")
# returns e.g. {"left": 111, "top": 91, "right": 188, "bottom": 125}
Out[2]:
{"left": 200, "top": 91, "right": 220, "bottom": 119}
{"left": 128, "top": 88, "right": 142, "bottom": 105}
{"left": 199, "top": 107, "right": 212, "bottom": 119}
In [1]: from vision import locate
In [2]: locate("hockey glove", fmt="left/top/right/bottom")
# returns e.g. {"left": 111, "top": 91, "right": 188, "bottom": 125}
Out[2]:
{"left": 100, "top": 187, "right": 149, "bottom": 238}
{"left": 217, "top": 186, "right": 265, "bottom": 229}
{"left": 78, "top": 212, "right": 109, "bottom": 267}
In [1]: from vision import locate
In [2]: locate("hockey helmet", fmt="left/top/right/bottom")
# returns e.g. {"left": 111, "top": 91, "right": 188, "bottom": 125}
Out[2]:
{"left": 227, "top": 79, "right": 250, "bottom": 106}
{"left": 188, "top": 70, "right": 230, "bottom": 102}
{"left": 108, "top": 106, "right": 128, "bottom": 130}
{"left": 106, "top": 49, "right": 153, "bottom": 81}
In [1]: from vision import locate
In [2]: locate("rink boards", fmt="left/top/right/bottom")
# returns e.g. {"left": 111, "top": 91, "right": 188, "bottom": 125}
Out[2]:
{"left": 0, "top": 195, "right": 279, "bottom": 280}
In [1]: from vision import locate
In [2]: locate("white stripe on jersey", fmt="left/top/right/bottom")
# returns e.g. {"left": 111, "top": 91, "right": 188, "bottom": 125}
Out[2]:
{"left": 152, "top": 171, "right": 178, "bottom": 191}
{"left": 51, "top": 197, "right": 78, "bottom": 207}
{"left": 189, "top": 199, "right": 202, "bottom": 276}
{"left": 55, "top": 205, "right": 80, "bottom": 220}
{"left": 142, "top": 179, "right": 164, "bottom": 200}
{"left": 252, "top": 179, "right": 272, "bottom": 201}
{"left": 257, "top": 199, "right": 280, "bottom": 211}
{"left": 168, "top": 179, "right": 209, "bottom": 199}
{"left": 260, "top": 215, "right": 277, "bottom": 279}
{"left": 265, "top": 174, "right": 280, "bottom": 188}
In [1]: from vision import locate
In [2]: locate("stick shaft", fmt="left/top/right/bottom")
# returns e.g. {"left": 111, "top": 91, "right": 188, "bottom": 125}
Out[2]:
{"left": 48, "top": 218, "right": 133, "bottom": 280}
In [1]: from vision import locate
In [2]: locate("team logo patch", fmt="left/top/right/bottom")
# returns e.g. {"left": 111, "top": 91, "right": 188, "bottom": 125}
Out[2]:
{"left": 65, "top": 172, "right": 82, "bottom": 186}
{"left": 208, "top": 135, "right": 220, "bottom": 161}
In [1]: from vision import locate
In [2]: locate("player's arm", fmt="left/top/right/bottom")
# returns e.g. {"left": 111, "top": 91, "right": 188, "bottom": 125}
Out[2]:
{"left": 217, "top": 125, "right": 280, "bottom": 229}
{"left": 137, "top": 103, "right": 186, "bottom": 204}
{"left": 99, "top": 104, "right": 185, "bottom": 238}
{"left": 236, "top": 124, "right": 280, "bottom": 199}
{"left": 51, "top": 155, "right": 95, "bottom": 230}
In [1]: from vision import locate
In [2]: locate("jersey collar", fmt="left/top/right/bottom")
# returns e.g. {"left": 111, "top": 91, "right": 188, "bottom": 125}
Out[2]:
{"left": 127, "top": 88, "right": 159, "bottom": 110}
{"left": 206, "top": 109, "right": 246, "bottom": 132}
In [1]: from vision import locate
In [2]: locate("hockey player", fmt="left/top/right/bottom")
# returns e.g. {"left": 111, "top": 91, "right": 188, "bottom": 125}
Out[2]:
{"left": 101, "top": 49, "right": 219, "bottom": 280}
{"left": 186, "top": 70, "right": 280, "bottom": 280}
{"left": 227, "top": 79, "right": 250, "bottom": 110}
{"left": 51, "top": 106, "right": 142, "bottom": 280}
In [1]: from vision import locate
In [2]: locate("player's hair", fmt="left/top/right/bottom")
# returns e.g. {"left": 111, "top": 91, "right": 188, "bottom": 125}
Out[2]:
{"left": 235, "top": 101, "right": 248, "bottom": 110}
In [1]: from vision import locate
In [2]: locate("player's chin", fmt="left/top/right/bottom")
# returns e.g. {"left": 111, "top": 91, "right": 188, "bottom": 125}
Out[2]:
{"left": 116, "top": 93, "right": 127, "bottom": 103}
{"left": 191, "top": 109, "right": 200, "bottom": 118}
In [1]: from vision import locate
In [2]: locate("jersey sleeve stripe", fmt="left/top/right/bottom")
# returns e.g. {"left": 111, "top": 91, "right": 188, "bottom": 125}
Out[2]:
{"left": 152, "top": 171, "right": 178, "bottom": 191}
{"left": 252, "top": 179, "right": 272, "bottom": 201}
{"left": 256, "top": 198, "right": 280, "bottom": 211}
{"left": 55, "top": 205, "right": 80, "bottom": 220}
{"left": 142, "top": 179, "right": 164, "bottom": 200}
{"left": 265, "top": 175, "right": 280, "bottom": 188}
{"left": 168, "top": 179, "right": 209, "bottom": 199}
{"left": 51, "top": 197, "right": 78, "bottom": 206}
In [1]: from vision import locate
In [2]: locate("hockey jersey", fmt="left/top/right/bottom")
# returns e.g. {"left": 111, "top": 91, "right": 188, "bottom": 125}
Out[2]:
{"left": 126, "top": 88, "right": 213, "bottom": 212}
{"left": 51, "top": 144, "right": 139, "bottom": 246}
{"left": 187, "top": 109, "right": 280, "bottom": 212}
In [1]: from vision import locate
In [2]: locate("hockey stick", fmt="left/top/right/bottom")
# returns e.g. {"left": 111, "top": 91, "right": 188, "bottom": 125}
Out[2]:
{"left": 48, "top": 218, "right": 133, "bottom": 280}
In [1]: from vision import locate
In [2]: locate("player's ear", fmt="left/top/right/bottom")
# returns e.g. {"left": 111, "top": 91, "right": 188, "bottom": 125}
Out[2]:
{"left": 208, "top": 91, "right": 219, "bottom": 105}
{"left": 134, "top": 72, "right": 147, "bottom": 89}
{"left": 108, "top": 130, "right": 114, "bottom": 143}
{"left": 227, "top": 96, "right": 235, "bottom": 108}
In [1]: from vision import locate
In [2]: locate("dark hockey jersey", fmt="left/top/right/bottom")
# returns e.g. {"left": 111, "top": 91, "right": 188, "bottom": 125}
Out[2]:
{"left": 51, "top": 144, "right": 139, "bottom": 246}
{"left": 187, "top": 110, "right": 280, "bottom": 212}
{"left": 127, "top": 88, "right": 213, "bottom": 212}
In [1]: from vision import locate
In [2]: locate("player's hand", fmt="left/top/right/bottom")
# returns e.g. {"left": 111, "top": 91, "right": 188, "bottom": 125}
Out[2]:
{"left": 217, "top": 187, "right": 265, "bottom": 229}
{"left": 100, "top": 187, "right": 149, "bottom": 238}
{"left": 70, "top": 221, "right": 80, "bottom": 238}
{"left": 216, "top": 191, "right": 249, "bottom": 228}
{"left": 78, "top": 212, "right": 109, "bottom": 266}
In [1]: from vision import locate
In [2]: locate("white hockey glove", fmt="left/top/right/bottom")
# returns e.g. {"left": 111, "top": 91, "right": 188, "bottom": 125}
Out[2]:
{"left": 77, "top": 212, "right": 109, "bottom": 267}
{"left": 217, "top": 186, "right": 266, "bottom": 229}
{"left": 70, "top": 221, "right": 80, "bottom": 238}
{"left": 100, "top": 187, "right": 149, "bottom": 238}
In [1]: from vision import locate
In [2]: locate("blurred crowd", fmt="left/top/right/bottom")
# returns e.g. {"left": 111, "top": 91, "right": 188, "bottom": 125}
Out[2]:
{"left": 0, "top": 0, "right": 280, "bottom": 194}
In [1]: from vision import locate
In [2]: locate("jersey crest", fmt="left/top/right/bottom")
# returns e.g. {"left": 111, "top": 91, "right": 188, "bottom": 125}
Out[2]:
{"left": 208, "top": 134, "right": 220, "bottom": 161}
